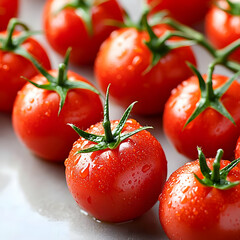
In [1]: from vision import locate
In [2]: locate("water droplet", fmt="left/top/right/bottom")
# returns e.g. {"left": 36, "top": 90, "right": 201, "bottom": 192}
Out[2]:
{"left": 142, "top": 164, "right": 150, "bottom": 173}
{"left": 45, "top": 111, "right": 50, "bottom": 117}
{"left": 27, "top": 105, "right": 32, "bottom": 111}
{"left": 29, "top": 98, "right": 34, "bottom": 103}
{"left": 132, "top": 56, "right": 142, "bottom": 66}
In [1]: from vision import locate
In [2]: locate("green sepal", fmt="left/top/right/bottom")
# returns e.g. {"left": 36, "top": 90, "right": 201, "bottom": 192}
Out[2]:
{"left": 69, "top": 85, "right": 152, "bottom": 154}
{"left": 20, "top": 48, "right": 100, "bottom": 115}
{"left": 184, "top": 63, "right": 239, "bottom": 128}
{"left": 68, "top": 123, "right": 104, "bottom": 143}
{"left": 194, "top": 148, "right": 240, "bottom": 190}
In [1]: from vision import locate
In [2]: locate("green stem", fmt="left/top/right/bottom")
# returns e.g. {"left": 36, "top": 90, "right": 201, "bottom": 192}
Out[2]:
{"left": 103, "top": 86, "right": 114, "bottom": 143}
{"left": 206, "top": 62, "right": 216, "bottom": 100}
{"left": 57, "top": 63, "right": 66, "bottom": 86}
{"left": 3, "top": 18, "right": 29, "bottom": 50}
{"left": 211, "top": 149, "right": 223, "bottom": 183}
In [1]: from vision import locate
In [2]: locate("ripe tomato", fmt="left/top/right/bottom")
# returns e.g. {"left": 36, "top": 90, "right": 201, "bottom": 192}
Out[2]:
{"left": 95, "top": 25, "right": 196, "bottom": 115}
{"left": 163, "top": 74, "right": 240, "bottom": 160}
{"left": 235, "top": 136, "right": 240, "bottom": 159}
{"left": 0, "top": 0, "right": 18, "bottom": 31}
{"left": 0, "top": 30, "right": 51, "bottom": 113}
{"left": 12, "top": 70, "right": 103, "bottom": 162}
{"left": 43, "top": 0, "right": 124, "bottom": 65}
{"left": 65, "top": 115, "right": 167, "bottom": 222}
{"left": 205, "top": 0, "right": 240, "bottom": 62}
{"left": 147, "top": 0, "right": 211, "bottom": 25}
{"left": 159, "top": 149, "right": 240, "bottom": 240}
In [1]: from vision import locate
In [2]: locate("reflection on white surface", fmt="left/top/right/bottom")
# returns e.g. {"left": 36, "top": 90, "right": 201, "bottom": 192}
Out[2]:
{"left": 0, "top": 0, "right": 233, "bottom": 239}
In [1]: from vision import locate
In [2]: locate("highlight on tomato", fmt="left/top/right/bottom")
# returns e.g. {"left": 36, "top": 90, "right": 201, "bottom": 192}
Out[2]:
{"left": 65, "top": 86, "right": 167, "bottom": 222}
{"left": 147, "top": 0, "right": 211, "bottom": 25}
{"left": 12, "top": 49, "right": 103, "bottom": 162}
{"left": 0, "top": 18, "right": 51, "bottom": 112}
{"left": 43, "top": 0, "right": 125, "bottom": 65}
{"left": 159, "top": 147, "right": 240, "bottom": 240}
{"left": 205, "top": 0, "right": 240, "bottom": 62}
{"left": 163, "top": 62, "right": 240, "bottom": 160}
{"left": 95, "top": 13, "right": 196, "bottom": 115}
{"left": 0, "top": 0, "right": 18, "bottom": 31}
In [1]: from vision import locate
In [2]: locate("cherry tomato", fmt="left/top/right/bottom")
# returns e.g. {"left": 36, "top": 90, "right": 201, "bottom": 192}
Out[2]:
{"left": 12, "top": 70, "right": 103, "bottom": 162}
{"left": 43, "top": 0, "right": 124, "bottom": 65}
{"left": 205, "top": 0, "right": 240, "bottom": 62}
{"left": 147, "top": 0, "right": 211, "bottom": 25}
{"left": 0, "top": 32, "right": 51, "bottom": 113}
{"left": 163, "top": 74, "right": 240, "bottom": 160}
{"left": 159, "top": 150, "right": 240, "bottom": 240}
{"left": 95, "top": 25, "right": 196, "bottom": 115}
{"left": 65, "top": 119, "right": 167, "bottom": 222}
{"left": 0, "top": 0, "right": 18, "bottom": 31}
{"left": 235, "top": 136, "right": 240, "bottom": 159}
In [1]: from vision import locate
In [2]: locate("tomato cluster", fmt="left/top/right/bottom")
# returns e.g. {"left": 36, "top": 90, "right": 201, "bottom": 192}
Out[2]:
{"left": 1, "top": 0, "right": 240, "bottom": 239}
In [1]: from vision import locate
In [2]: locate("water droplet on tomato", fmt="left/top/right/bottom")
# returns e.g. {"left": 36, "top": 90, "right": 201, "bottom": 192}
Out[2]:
{"left": 142, "top": 164, "right": 150, "bottom": 173}
{"left": 27, "top": 105, "right": 32, "bottom": 111}
{"left": 132, "top": 56, "right": 142, "bottom": 66}
{"left": 29, "top": 98, "right": 34, "bottom": 103}
{"left": 45, "top": 111, "right": 50, "bottom": 117}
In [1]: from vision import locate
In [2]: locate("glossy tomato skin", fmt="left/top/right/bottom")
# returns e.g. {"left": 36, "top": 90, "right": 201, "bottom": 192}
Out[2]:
{"left": 147, "top": 0, "right": 211, "bottom": 25}
{"left": 12, "top": 71, "right": 103, "bottom": 162}
{"left": 65, "top": 119, "right": 167, "bottom": 222}
{"left": 163, "top": 74, "right": 240, "bottom": 160}
{"left": 43, "top": 0, "right": 124, "bottom": 65}
{"left": 0, "top": 0, "right": 18, "bottom": 31}
{"left": 159, "top": 159, "right": 240, "bottom": 240}
{"left": 0, "top": 33, "right": 51, "bottom": 113}
{"left": 235, "top": 136, "right": 240, "bottom": 159}
{"left": 205, "top": 1, "right": 240, "bottom": 62}
{"left": 95, "top": 26, "right": 196, "bottom": 115}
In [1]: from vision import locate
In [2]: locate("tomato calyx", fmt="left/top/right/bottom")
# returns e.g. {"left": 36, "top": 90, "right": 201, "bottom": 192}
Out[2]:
{"left": 194, "top": 147, "right": 240, "bottom": 190}
{"left": 216, "top": 0, "right": 240, "bottom": 16}
{"left": 143, "top": 14, "right": 195, "bottom": 72}
{"left": 22, "top": 48, "right": 100, "bottom": 115}
{"left": 184, "top": 62, "right": 240, "bottom": 128}
{"left": 0, "top": 18, "right": 39, "bottom": 51}
{"left": 69, "top": 85, "right": 152, "bottom": 153}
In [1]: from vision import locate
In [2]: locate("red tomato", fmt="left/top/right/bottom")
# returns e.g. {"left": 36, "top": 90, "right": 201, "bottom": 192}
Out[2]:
{"left": 159, "top": 156, "right": 240, "bottom": 240}
{"left": 0, "top": 0, "right": 18, "bottom": 30}
{"left": 12, "top": 71, "right": 103, "bottom": 162}
{"left": 235, "top": 136, "right": 240, "bottom": 159}
{"left": 95, "top": 25, "right": 196, "bottom": 115}
{"left": 147, "top": 0, "right": 211, "bottom": 25}
{"left": 43, "top": 0, "right": 124, "bottom": 65}
{"left": 65, "top": 119, "right": 167, "bottom": 222}
{"left": 0, "top": 32, "right": 51, "bottom": 113}
{"left": 205, "top": 0, "right": 240, "bottom": 62}
{"left": 163, "top": 74, "right": 240, "bottom": 160}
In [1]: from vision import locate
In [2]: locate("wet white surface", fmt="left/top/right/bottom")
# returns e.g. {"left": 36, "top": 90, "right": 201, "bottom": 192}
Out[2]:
{"left": 0, "top": 0, "right": 231, "bottom": 239}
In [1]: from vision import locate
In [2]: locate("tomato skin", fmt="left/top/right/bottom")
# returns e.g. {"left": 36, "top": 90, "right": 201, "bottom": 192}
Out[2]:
{"left": 0, "top": 33, "right": 51, "bottom": 113}
{"left": 159, "top": 159, "right": 240, "bottom": 240}
{"left": 163, "top": 74, "right": 240, "bottom": 160}
{"left": 0, "top": 0, "right": 18, "bottom": 31}
{"left": 65, "top": 119, "right": 167, "bottom": 222}
{"left": 95, "top": 26, "right": 196, "bottom": 115}
{"left": 12, "top": 71, "right": 103, "bottom": 162}
{"left": 235, "top": 136, "right": 240, "bottom": 159}
{"left": 43, "top": 0, "right": 124, "bottom": 65}
{"left": 205, "top": 1, "right": 240, "bottom": 62}
{"left": 147, "top": 0, "right": 211, "bottom": 25}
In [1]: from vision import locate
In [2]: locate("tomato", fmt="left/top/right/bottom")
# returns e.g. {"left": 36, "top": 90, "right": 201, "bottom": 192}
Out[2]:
{"left": 43, "top": 0, "right": 124, "bottom": 65}
{"left": 159, "top": 149, "right": 240, "bottom": 240}
{"left": 0, "top": 0, "right": 18, "bottom": 31}
{"left": 0, "top": 25, "right": 51, "bottom": 113}
{"left": 147, "top": 0, "right": 211, "bottom": 25}
{"left": 12, "top": 70, "right": 103, "bottom": 162}
{"left": 205, "top": 0, "right": 240, "bottom": 62}
{"left": 65, "top": 89, "right": 167, "bottom": 222}
{"left": 94, "top": 25, "right": 196, "bottom": 115}
{"left": 235, "top": 136, "right": 240, "bottom": 159}
{"left": 163, "top": 74, "right": 240, "bottom": 160}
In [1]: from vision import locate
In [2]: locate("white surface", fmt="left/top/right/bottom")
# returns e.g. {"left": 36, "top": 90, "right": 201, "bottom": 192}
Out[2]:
{"left": 0, "top": 0, "right": 232, "bottom": 240}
